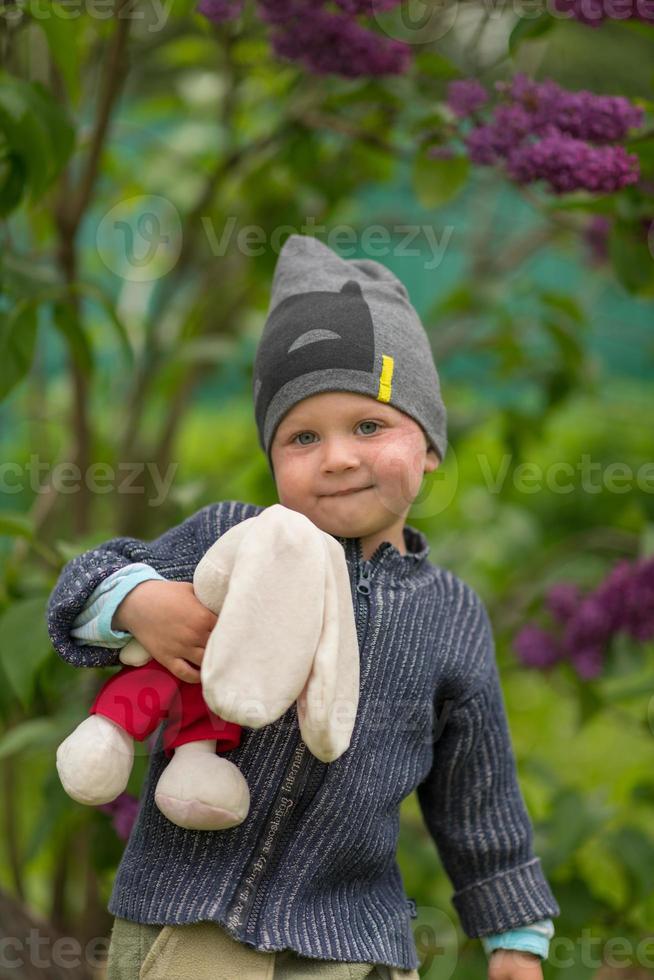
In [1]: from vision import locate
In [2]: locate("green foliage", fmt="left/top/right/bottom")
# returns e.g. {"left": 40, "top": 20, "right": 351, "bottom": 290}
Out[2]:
{"left": 0, "top": 72, "right": 74, "bottom": 213}
{"left": 0, "top": 2, "right": 653, "bottom": 967}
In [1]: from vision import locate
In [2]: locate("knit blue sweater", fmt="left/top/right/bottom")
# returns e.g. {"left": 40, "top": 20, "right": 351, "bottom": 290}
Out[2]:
{"left": 46, "top": 500, "right": 560, "bottom": 970}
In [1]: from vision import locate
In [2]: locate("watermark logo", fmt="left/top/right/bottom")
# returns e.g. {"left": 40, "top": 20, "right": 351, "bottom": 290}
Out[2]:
{"left": 96, "top": 195, "right": 182, "bottom": 282}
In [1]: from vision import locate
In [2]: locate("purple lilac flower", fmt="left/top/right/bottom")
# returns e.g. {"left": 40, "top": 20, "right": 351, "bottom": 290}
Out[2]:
{"left": 622, "top": 557, "right": 654, "bottom": 642}
{"left": 592, "top": 558, "right": 634, "bottom": 633}
{"left": 514, "top": 624, "right": 563, "bottom": 669}
{"left": 517, "top": 555, "right": 654, "bottom": 680}
{"left": 449, "top": 71, "right": 643, "bottom": 194}
{"left": 253, "top": 0, "right": 410, "bottom": 76}
{"left": 446, "top": 79, "right": 488, "bottom": 119}
{"left": 505, "top": 130, "right": 640, "bottom": 194}
{"left": 571, "top": 645, "right": 605, "bottom": 679}
{"left": 197, "top": 0, "right": 243, "bottom": 21}
{"left": 546, "top": 582, "right": 582, "bottom": 624}
{"left": 562, "top": 595, "right": 615, "bottom": 653}
{"left": 498, "top": 73, "right": 644, "bottom": 141}
{"left": 98, "top": 792, "right": 140, "bottom": 841}
{"left": 332, "top": 0, "right": 403, "bottom": 11}
{"left": 583, "top": 214, "right": 612, "bottom": 265}
{"left": 464, "top": 104, "right": 534, "bottom": 165}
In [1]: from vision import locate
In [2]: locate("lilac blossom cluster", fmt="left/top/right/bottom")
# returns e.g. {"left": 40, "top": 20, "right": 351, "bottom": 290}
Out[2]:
{"left": 552, "top": 0, "right": 654, "bottom": 26}
{"left": 514, "top": 556, "right": 654, "bottom": 679}
{"left": 444, "top": 74, "right": 642, "bottom": 194}
{"left": 583, "top": 213, "right": 613, "bottom": 264}
{"left": 197, "top": 0, "right": 410, "bottom": 77}
{"left": 99, "top": 792, "right": 140, "bottom": 841}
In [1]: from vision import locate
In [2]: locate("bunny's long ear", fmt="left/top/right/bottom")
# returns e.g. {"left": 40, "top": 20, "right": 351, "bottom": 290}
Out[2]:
{"left": 297, "top": 532, "right": 360, "bottom": 762}
{"left": 201, "top": 504, "right": 326, "bottom": 729}
{"left": 193, "top": 515, "right": 260, "bottom": 615}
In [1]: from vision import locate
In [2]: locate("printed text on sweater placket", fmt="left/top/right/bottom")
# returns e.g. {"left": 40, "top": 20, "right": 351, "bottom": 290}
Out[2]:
{"left": 223, "top": 550, "right": 376, "bottom": 939}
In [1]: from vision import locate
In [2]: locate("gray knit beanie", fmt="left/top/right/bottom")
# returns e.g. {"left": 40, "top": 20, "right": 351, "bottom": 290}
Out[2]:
{"left": 253, "top": 234, "right": 447, "bottom": 474}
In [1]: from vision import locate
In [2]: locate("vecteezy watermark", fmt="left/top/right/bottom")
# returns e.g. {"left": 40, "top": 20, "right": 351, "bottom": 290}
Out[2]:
{"left": 370, "top": 0, "right": 460, "bottom": 44}
{"left": 368, "top": 0, "right": 654, "bottom": 45}
{"left": 94, "top": 200, "right": 456, "bottom": 281}
{"left": 548, "top": 930, "right": 654, "bottom": 969}
{"left": 479, "top": 453, "right": 654, "bottom": 496}
{"left": 202, "top": 217, "right": 455, "bottom": 271}
{"left": 2, "top": 0, "right": 174, "bottom": 31}
{"left": 411, "top": 906, "right": 459, "bottom": 979}
{"left": 0, "top": 455, "right": 179, "bottom": 508}
{"left": 0, "top": 931, "right": 109, "bottom": 970}
{"left": 96, "top": 195, "right": 183, "bottom": 283}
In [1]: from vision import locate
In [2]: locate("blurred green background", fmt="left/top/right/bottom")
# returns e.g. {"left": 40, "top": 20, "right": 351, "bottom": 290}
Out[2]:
{"left": 1, "top": 2, "right": 654, "bottom": 977}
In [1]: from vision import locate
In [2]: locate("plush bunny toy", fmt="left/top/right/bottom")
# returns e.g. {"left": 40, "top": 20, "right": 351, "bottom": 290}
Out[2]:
{"left": 55, "top": 505, "right": 360, "bottom": 831}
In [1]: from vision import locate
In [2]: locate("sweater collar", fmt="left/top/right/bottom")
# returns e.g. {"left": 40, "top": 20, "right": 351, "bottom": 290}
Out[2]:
{"left": 333, "top": 523, "right": 431, "bottom": 582}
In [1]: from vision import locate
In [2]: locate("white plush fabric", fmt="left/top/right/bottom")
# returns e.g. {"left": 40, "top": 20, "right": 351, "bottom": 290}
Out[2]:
{"left": 195, "top": 504, "right": 360, "bottom": 762}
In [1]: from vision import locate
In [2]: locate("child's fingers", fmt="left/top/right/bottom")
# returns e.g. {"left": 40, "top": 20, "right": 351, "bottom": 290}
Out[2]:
{"left": 181, "top": 645, "right": 206, "bottom": 668}
{"left": 170, "top": 657, "right": 203, "bottom": 684}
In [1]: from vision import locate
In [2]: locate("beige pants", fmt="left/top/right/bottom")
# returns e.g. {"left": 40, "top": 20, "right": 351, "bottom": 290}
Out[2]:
{"left": 106, "top": 916, "right": 420, "bottom": 980}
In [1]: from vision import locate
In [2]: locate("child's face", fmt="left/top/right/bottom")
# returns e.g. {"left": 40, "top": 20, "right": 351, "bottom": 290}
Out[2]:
{"left": 269, "top": 391, "right": 440, "bottom": 541}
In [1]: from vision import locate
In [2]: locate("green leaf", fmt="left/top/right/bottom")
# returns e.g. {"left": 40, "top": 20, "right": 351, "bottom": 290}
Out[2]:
{"left": 52, "top": 301, "right": 94, "bottom": 374}
{"left": 0, "top": 72, "right": 74, "bottom": 203}
{"left": 608, "top": 220, "right": 654, "bottom": 295}
{"left": 32, "top": 1, "right": 82, "bottom": 104}
{"left": 543, "top": 787, "right": 611, "bottom": 867}
{"left": 0, "top": 300, "right": 38, "bottom": 401}
{"left": 0, "top": 597, "right": 52, "bottom": 710}
{"left": 413, "top": 52, "right": 459, "bottom": 80}
{"left": 428, "top": 284, "right": 480, "bottom": 318}
{"left": 640, "top": 522, "right": 654, "bottom": 558}
{"left": 543, "top": 318, "right": 584, "bottom": 371}
{"left": 0, "top": 253, "right": 133, "bottom": 365}
{"left": 508, "top": 13, "right": 555, "bottom": 54}
{"left": 0, "top": 147, "right": 27, "bottom": 216}
{"left": 0, "top": 512, "right": 34, "bottom": 538}
{"left": 0, "top": 717, "right": 61, "bottom": 761}
{"left": 70, "top": 280, "right": 134, "bottom": 366}
{"left": 539, "top": 291, "right": 585, "bottom": 324}
{"left": 546, "top": 192, "right": 616, "bottom": 214}
{"left": 0, "top": 75, "right": 51, "bottom": 199}
{"left": 575, "top": 675, "right": 605, "bottom": 726}
{"left": 412, "top": 149, "right": 469, "bottom": 209}
{"left": 606, "top": 825, "right": 654, "bottom": 902}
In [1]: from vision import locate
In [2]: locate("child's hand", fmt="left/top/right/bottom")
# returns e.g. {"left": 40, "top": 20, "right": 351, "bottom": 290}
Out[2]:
{"left": 112, "top": 581, "right": 218, "bottom": 683}
{"left": 487, "top": 949, "right": 544, "bottom": 980}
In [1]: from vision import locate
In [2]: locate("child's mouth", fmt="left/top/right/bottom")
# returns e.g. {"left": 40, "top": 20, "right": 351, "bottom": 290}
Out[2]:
{"left": 327, "top": 485, "right": 372, "bottom": 497}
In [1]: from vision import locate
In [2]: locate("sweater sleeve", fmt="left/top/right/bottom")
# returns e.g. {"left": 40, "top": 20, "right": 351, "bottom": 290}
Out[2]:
{"left": 46, "top": 505, "right": 213, "bottom": 669}
{"left": 416, "top": 593, "right": 560, "bottom": 939}
{"left": 70, "top": 563, "right": 166, "bottom": 648}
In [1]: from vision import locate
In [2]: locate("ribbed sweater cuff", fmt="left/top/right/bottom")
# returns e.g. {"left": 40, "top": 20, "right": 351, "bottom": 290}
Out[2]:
{"left": 452, "top": 858, "right": 560, "bottom": 937}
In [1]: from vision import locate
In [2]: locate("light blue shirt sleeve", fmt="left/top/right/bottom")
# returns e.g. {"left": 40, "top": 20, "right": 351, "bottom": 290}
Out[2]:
{"left": 481, "top": 917, "right": 554, "bottom": 960}
{"left": 70, "top": 563, "right": 166, "bottom": 648}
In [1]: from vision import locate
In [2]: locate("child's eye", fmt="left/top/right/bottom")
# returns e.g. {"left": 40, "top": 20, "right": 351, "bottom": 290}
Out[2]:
{"left": 358, "top": 420, "right": 380, "bottom": 435}
{"left": 292, "top": 421, "right": 381, "bottom": 445}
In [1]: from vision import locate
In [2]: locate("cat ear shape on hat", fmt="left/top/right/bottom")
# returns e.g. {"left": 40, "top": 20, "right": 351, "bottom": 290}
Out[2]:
{"left": 198, "top": 505, "right": 327, "bottom": 730}
{"left": 296, "top": 531, "right": 359, "bottom": 762}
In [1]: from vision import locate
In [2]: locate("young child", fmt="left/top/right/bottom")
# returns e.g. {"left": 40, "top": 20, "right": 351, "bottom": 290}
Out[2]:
{"left": 47, "top": 234, "right": 559, "bottom": 980}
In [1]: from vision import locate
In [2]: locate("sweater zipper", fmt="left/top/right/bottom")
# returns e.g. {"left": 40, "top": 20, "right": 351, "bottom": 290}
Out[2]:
{"left": 225, "top": 541, "right": 375, "bottom": 939}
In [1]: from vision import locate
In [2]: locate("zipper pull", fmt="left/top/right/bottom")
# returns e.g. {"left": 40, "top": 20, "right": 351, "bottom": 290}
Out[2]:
{"left": 356, "top": 561, "right": 372, "bottom": 595}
